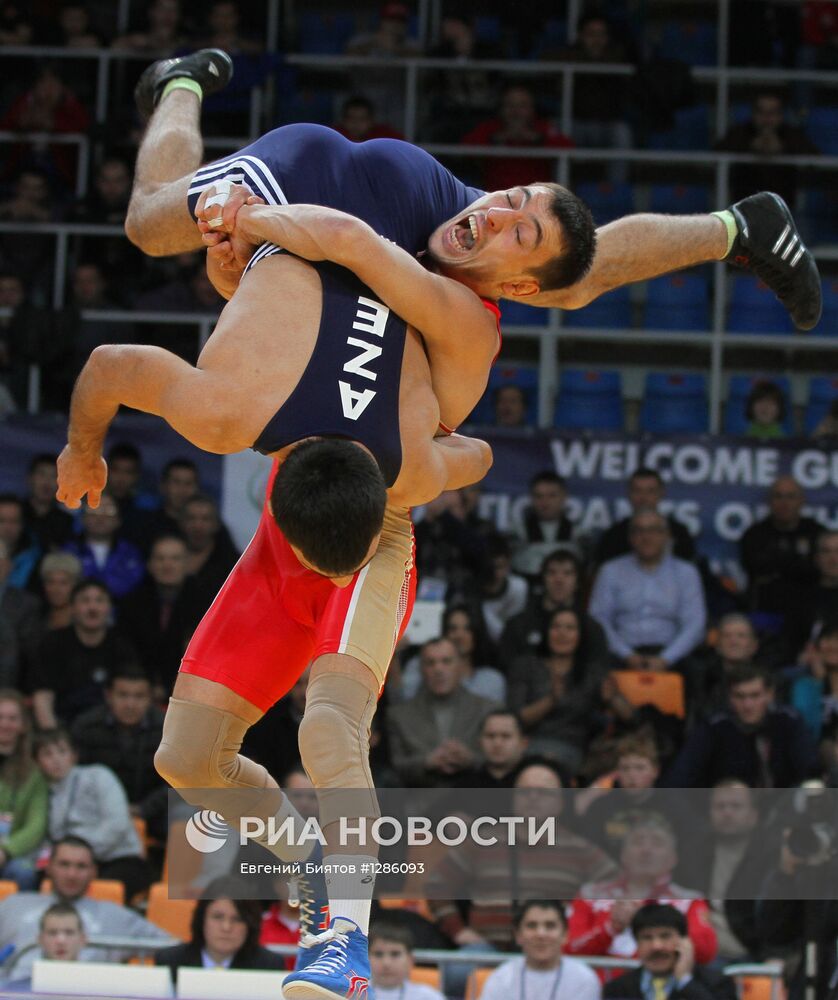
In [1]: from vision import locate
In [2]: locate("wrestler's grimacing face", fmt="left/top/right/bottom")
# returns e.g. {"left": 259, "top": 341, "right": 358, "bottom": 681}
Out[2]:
{"left": 427, "top": 184, "right": 564, "bottom": 294}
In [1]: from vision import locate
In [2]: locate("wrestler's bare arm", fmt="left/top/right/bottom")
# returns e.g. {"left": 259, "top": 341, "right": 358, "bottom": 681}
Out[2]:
{"left": 56, "top": 344, "right": 252, "bottom": 509}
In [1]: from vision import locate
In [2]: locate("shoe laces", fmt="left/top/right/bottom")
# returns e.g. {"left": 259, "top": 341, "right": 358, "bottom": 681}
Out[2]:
{"left": 287, "top": 876, "right": 322, "bottom": 934}
{"left": 300, "top": 928, "right": 350, "bottom": 974}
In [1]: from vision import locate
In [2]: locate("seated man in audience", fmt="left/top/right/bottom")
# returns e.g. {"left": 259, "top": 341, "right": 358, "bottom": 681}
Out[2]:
{"left": 179, "top": 493, "right": 239, "bottom": 598}
{"left": 427, "top": 757, "right": 616, "bottom": 995}
{"left": 694, "top": 780, "right": 774, "bottom": 965}
{"left": 492, "top": 384, "right": 528, "bottom": 428}
{"left": 664, "top": 663, "right": 814, "bottom": 788}
{"left": 368, "top": 922, "right": 445, "bottom": 1000}
{"left": 3, "top": 902, "right": 87, "bottom": 991}
{"left": 386, "top": 637, "right": 496, "bottom": 787}
{"left": 31, "top": 579, "right": 140, "bottom": 728}
{"left": 478, "top": 534, "right": 529, "bottom": 644}
{"left": 500, "top": 549, "right": 607, "bottom": 667}
{"left": 0, "top": 495, "right": 40, "bottom": 590}
{"left": 34, "top": 729, "right": 151, "bottom": 901}
{"left": 117, "top": 534, "right": 207, "bottom": 694}
{"left": 0, "top": 538, "right": 42, "bottom": 690}
{"left": 695, "top": 613, "right": 760, "bottom": 718}
{"left": 458, "top": 709, "right": 529, "bottom": 788}
{"left": 739, "top": 476, "right": 821, "bottom": 618}
{"left": 595, "top": 468, "right": 695, "bottom": 566}
{"left": 70, "top": 666, "right": 168, "bottom": 842}
{"left": 22, "top": 454, "right": 74, "bottom": 553}
{"left": 510, "top": 471, "right": 578, "bottom": 578}
{"left": 480, "top": 900, "right": 601, "bottom": 1000}
{"left": 782, "top": 529, "right": 838, "bottom": 664}
{"left": 589, "top": 509, "right": 706, "bottom": 671}
{"left": 103, "top": 442, "right": 156, "bottom": 547}
{"left": 0, "top": 837, "right": 169, "bottom": 981}
{"left": 144, "top": 458, "right": 200, "bottom": 545}
{"left": 603, "top": 904, "right": 736, "bottom": 1000}
{"left": 63, "top": 496, "right": 145, "bottom": 600}
{"left": 567, "top": 818, "right": 717, "bottom": 966}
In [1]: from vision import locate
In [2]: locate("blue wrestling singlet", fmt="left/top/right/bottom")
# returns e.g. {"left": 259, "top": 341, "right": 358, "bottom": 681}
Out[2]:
{"left": 249, "top": 258, "right": 407, "bottom": 488}
{"left": 187, "top": 123, "right": 484, "bottom": 255}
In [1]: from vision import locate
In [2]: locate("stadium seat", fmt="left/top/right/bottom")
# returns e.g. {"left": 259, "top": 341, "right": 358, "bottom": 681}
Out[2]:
{"left": 648, "top": 184, "right": 710, "bottom": 215}
{"left": 499, "top": 300, "right": 549, "bottom": 327}
{"left": 805, "top": 106, "right": 838, "bottom": 156}
{"left": 639, "top": 373, "right": 708, "bottom": 434}
{"left": 379, "top": 897, "right": 435, "bottom": 922}
{"left": 728, "top": 275, "right": 795, "bottom": 335}
{"left": 563, "top": 286, "right": 632, "bottom": 329}
{"left": 465, "top": 966, "right": 495, "bottom": 999}
{"left": 659, "top": 19, "right": 717, "bottom": 66}
{"left": 410, "top": 966, "right": 443, "bottom": 989}
{"left": 805, "top": 376, "right": 838, "bottom": 433}
{"left": 467, "top": 364, "right": 539, "bottom": 426}
{"left": 147, "top": 881, "right": 197, "bottom": 941}
{"left": 297, "top": 11, "right": 357, "bottom": 53}
{"left": 647, "top": 104, "right": 710, "bottom": 151}
{"left": 813, "top": 277, "right": 838, "bottom": 336}
{"left": 737, "top": 975, "right": 777, "bottom": 1000}
{"left": 554, "top": 369, "right": 624, "bottom": 430}
{"left": 32, "top": 960, "right": 171, "bottom": 999}
{"left": 575, "top": 181, "right": 635, "bottom": 225}
{"left": 799, "top": 187, "right": 838, "bottom": 246}
{"left": 610, "top": 670, "right": 685, "bottom": 719}
{"left": 40, "top": 878, "right": 124, "bottom": 905}
{"left": 644, "top": 273, "right": 710, "bottom": 331}
{"left": 724, "top": 374, "right": 793, "bottom": 435}
{"left": 0, "top": 880, "right": 17, "bottom": 901}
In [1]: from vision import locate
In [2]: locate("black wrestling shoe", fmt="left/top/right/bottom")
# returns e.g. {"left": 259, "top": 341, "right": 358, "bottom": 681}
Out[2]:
{"left": 725, "top": 191, "right": 822, "bottom": 331}
{"left": 134, "top": 48, "right": 233, "bottom": 120}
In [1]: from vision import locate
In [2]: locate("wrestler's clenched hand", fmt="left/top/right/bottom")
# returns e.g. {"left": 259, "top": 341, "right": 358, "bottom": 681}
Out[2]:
{"left": 194, "top": 180, "right": 254, "bottom": 234}
{"left": 56, "top": 445, "right": 107, "bottom": 510}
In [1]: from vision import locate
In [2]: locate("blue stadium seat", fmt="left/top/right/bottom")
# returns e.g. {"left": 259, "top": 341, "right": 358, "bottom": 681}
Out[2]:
{"left": 564, "top": 286, "right": 632, "bottom": 329}
{"left": 297, "top": 11, "right": 357, "bottom": 54}
{"left": 648, "top": 184, "right": 710, "bottom": 215}
{"left": 814, "top": 278, "right": 838, "bottom": 337}
{"left": 499, "top": 300, "right": 548, "bottom": 327}
{"left": 728, "top": 275, "right": 795, "bottom": 335}
{"left": 805, "top": 376, "right": 838, "bottom": 433}
{"left": 647, "top": 105, "right": 710, "bottom": 151}
{"left": 640, "top": 373, "right": 708, "bottom": 434}
{"left": 644, "top": 273, "right": 709, "bottom": 331}
{"left": 799, "top": 187, "right": 838, "bottom": 246}
{"left": 659, "top": 19, "right": 717, "bottom": 66}
{"left": 467, "top": 365, "right": 540, "bottom": 426}
{"left": 530, "top": 17, "right": 567, "bottom": 57}
{"left": 474, "top": 15, "right": 501, "bottom": 43}
{"left": 554, "top": 369, "right": 623, "bottom": 430}
{"left": 575, "top": 181, "right": 636, "bottom": 226}
{"left": 805, "top": 107, "right": 838, "bottom": 156}
{"left": 725, "top": 374, "right": 793, "bottom": 435}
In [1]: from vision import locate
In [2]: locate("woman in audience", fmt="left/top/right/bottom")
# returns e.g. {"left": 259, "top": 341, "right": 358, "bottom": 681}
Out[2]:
{"left": 507, "top": 607, "right": 607, "bottom": 772}
{"left": 443, "top": 603, "right": 506, "bottom": 703}
{"left": 154, "top": 876, "right": 286, "bottom": 981}
{"left": 39, "top": 552, "right": 83, "bottom": 631}
{"left": 0, "top": 690, "right": 48, "bottom": 889}
{"left": 744, "top": 380, "right": 788, "bottom": 439}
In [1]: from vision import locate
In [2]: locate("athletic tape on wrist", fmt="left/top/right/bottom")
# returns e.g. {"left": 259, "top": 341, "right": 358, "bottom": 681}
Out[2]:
{"left": 205, "top": 179, "right": 233, "bottom": 229}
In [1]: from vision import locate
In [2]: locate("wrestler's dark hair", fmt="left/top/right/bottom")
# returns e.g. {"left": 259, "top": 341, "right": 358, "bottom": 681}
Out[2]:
{"left": 271, "top": 439, "right": 387, "bottom": 577}
{"left": 525, "top": 183, "right": 596, "bottom": 292}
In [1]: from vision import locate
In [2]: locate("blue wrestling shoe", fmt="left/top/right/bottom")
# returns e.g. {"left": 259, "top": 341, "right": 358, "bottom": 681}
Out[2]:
{"left": 288, "top": 849, "right": 331, "bottom": 974}
{"left": 282, "top": 917, "right": 372, "bottom": 999}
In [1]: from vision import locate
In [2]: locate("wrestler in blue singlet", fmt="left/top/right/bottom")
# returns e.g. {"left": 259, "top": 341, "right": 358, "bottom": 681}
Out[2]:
{"left": 186, "top": 123, "right": 484, "bottom": 256}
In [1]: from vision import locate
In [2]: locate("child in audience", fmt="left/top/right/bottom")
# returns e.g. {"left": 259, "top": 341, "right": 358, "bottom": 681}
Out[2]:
{"left": 369, "top": 923, "right": 445, "bottom": 1000}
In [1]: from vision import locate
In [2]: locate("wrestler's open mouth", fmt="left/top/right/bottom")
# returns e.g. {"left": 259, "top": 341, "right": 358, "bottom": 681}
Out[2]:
{"left": 450, "top": 213, "right": 479, "bottom": 252}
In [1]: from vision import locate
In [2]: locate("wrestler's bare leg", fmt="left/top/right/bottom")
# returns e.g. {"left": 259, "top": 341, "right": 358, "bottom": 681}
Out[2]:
{"left": 125, "top": 89, "right": 205, "bottom": 256}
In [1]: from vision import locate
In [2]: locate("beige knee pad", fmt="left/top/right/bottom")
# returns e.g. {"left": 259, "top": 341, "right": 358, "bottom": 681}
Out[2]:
{"left": 298, "top": 673, "right": 380, "bottom": 828}
{"left": 155, "top": 698, "right": 278, "bottom": 817}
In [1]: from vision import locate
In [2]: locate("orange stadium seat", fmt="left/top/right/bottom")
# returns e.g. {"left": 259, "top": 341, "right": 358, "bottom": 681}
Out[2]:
{"left": 378, "top": 897, "right": 434, "bottom": 922}
{"left": 610, "top": 670, "right": 685, "bottom": 719}
{"left": 40, "top": 878, "right": 124, "bottom": 905}
{"left": 465, "top": 966, "right": 494, "bottom": 999}
{"left": 146, "top": 881, "right": 196, "bottom": 941}
{"left": 410, "top": 966, "right": 442, "bottom": 989}
{"left": 739, "top": 975, "right": 784, "bottom": 1000}
{"left": 0, "top": 880, "right": 17, "bottom": 901}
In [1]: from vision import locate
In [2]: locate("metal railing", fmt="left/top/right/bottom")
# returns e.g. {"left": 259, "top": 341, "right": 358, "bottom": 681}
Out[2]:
{"left": 2, "top": 934, "right": 784, "bottom": 1000}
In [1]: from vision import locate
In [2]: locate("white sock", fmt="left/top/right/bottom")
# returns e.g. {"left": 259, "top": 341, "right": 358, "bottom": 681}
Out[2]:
{"left": 324, "top": 854, "right": 376, "bottom": 934}
{"left": 250, "top": 794, "right": 315, "bottom": 864}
